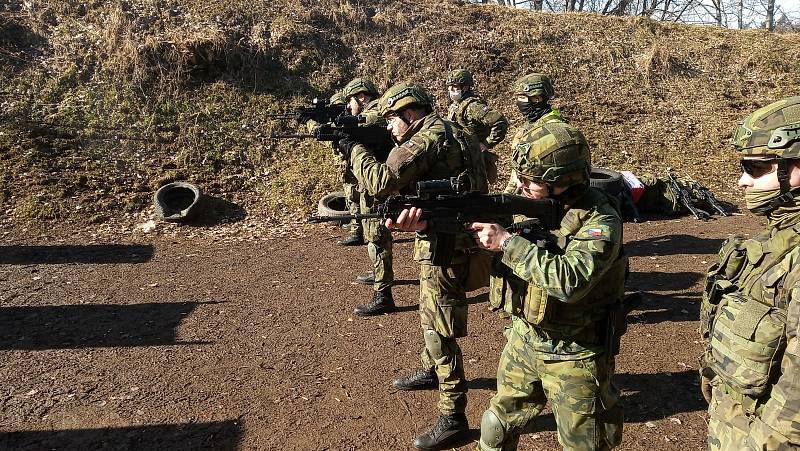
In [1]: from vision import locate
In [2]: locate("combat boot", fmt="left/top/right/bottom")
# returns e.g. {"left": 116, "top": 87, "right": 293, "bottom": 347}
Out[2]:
{"left": 392, "top": 368, "right": 437, "bottom": 391}
{"left": 337, "top": 231, "right": 365, "bottom": 246}
{"left": 412, "top": 413, "right": 469, "bottom": 450}
{"left": 355, "top": 271, "right": 375, "bottom": 285}
{"left": 353, "top": 289, "right": 395, "bottom": 316}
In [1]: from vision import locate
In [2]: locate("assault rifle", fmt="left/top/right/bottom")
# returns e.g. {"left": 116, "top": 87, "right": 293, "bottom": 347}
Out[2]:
{"left": 665, "top": 169, "right": 711, "bottom": 220}
{"left": 266, "top": 98, "right": 346, "bottom": 124}
{"left": 685, "top": 180, "right": 731, "bottom": 217}
{"left": 309, "top": 178, "right": 562, "bottom": 265}
{"left": 272, "top": 114, "right": 395, "bottom": 161}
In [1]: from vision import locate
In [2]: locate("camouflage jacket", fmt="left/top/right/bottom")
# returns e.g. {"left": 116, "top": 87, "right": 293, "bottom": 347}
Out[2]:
{"left": 504, "top": 109, "right": 566, "bottom": 194}
{"left": 446, "top": 94, "right": 508, "bottom": 149}
{"left": 491, "top": 188, "right": 627, "bottom": 360}
{"left": 349, "top": 112, "right": 486, "bottom": 261}
{"left": 701, "top": 212, "right": 800, "bottom": 447}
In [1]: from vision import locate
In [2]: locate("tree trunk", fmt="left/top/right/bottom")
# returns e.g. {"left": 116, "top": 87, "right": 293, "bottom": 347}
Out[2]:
{"left": 737, "top": 0, "right": 743, "bottom": 29}
{"left": 766, "top": 0, "right": 776, "bottom": 30}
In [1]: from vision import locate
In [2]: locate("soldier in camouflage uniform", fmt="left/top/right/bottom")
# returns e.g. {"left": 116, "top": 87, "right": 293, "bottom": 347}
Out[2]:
{"left": 504, "top": 73, "right": 566, "bottom": 195}
{"left": 338, "top": 78, "right": 398, "bottom": 316}
{"left": 340, "top": 82, "right": 488, "bottom": 449}
{"left": 700, "top": 97, "right": 800, "bottom": 450}
{"left": 445, "top": 69, "right": 508, "bottom": 183}
{"left": 466, "top": 117, "right": 627, "bottom": 450}
{"left": 337, "top": 78, "right": 379, "bottom": 247}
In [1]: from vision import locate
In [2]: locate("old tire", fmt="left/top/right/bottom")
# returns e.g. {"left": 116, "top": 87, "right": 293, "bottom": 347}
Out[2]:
{"left": 590, "top": 168, "right": 625, "bottom": 196}
{"left": 154, "top": 181, "right": 202, "bottom": 223}
{"left": 317, "top": 191, "right": 349, "bottom": 219}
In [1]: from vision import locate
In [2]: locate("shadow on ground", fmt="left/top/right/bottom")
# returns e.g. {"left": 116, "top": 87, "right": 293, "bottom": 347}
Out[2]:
{"left": 626, "top": 234, "right": 724, "bottom": 257}
{"left": 185, "top": 195, "right": 247, "bottom": 227}
{"left": 627, "top": 271, "right": 703, "bottom": 292}
{"left": 0, "top": 245, "right": 154, "bottom": 265}
{"left": 618, "top": 370, "right": 707, "bottom": 422}
{"left": 628, "top": 292, "right": 701, "bottom": 324}
{"left": 0, "top": 420, "right": 242, "bottom": 451}
{"left": 0, "top": 301, "right": 216, "bottom": 350}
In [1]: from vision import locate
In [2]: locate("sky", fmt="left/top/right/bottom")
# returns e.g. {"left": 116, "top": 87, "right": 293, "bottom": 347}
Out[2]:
{"left": 778, "top": 0, "right": 800, "bottom": 18}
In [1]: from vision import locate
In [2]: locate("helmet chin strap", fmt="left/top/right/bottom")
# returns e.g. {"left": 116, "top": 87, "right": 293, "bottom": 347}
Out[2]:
{"left": 751, "top": 158, "right": 798, "bottom": 214}
{"left": 399, "top": 109, "right": 412, "bottom": 127}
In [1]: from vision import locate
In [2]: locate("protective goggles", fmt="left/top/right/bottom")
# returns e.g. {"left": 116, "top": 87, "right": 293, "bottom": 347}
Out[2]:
{"left": 740, "top": 158, "right": 778, "bottom": 178}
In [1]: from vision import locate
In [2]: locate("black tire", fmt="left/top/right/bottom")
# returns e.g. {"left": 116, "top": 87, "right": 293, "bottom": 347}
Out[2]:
{"left": 154, "top": 181, "right": 202, "bottom": 222}
{"left": 589, "top": 168, "right": 625, "bottom": 196}
{"left": 317, "top": 191, "right": 349, "bottom": 218}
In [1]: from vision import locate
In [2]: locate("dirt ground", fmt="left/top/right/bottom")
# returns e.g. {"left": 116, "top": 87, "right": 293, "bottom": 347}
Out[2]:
{"left": 0, "top": 213, "right": 765, "bottom": 450}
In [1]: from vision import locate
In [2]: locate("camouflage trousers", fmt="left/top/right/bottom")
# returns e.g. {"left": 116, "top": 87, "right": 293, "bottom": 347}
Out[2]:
{"left": 361, "top": 195, "right": 392, "bottom": 292}
{"left": 419, "top": 261, "right": 469, "bottom": 415}
{"left": 707, "top": 379, "right": 794, "bottom": 450}
{"left": 343, "top": 182, "right": 362, "bottom": 236}
{"left": 478, "top": 325, "right": 623, "bottom": 451}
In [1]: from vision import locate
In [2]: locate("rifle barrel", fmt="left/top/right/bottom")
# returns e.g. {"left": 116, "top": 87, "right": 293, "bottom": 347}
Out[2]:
{"left": 308, "top": 214, "right": 383, "bottom": 223}
{"left": 270, "top": 133, "right": 315, "bottom": 139}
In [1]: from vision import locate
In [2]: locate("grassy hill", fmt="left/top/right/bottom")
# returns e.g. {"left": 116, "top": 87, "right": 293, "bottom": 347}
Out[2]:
{"left": 2, "top": 0, "right": 799, "bottom": 224}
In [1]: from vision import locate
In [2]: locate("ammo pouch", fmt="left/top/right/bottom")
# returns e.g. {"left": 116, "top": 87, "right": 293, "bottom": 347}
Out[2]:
{"left": 523, "top": 282, "right": 549, "bottom": 325}
{"left": 707, "top": 292, "right": 787, "bottom": 397}
{"left": 465, "top": 248, "right": 493, "bottom": 292}
{"left": 704, "top": 235, "right": 748, "bottom": 306}
{"left": 700, "top": 235, "right": 747, "bottom": 340}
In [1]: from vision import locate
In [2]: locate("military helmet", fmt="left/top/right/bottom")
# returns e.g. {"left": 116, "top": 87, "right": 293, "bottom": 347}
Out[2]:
{"left": 512, "top": 73, "right": 555, "bottom": 100}
{"left": 341, "top": 78, "right": 379, "bottom": 100}
{"left": 732, "top": 96, "right": 800, "bottom": 159}
{"left": 445, "top": 69, "right": 474, "bottom": 87}
{"left": 328, "top": 91, "right": 346, "bottom": 106}
{"left": 377, "top": 82, "right": 433, "bottom": 117}
{"left": 512, "top": 122, "right": 590, "bottom": 186}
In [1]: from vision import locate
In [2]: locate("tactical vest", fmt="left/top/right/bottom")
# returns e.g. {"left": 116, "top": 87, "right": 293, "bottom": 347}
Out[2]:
{"left": 490, "top": 189, "right": 628, "bottom": 342}
{"left": 701, "top": 224, "right": 800, "bottom": 400}
{"left": 448, "top": 97, "right": 489, "bottom": 141}
{"left": 442, "top": 120, "right": 488, "bottom": 194}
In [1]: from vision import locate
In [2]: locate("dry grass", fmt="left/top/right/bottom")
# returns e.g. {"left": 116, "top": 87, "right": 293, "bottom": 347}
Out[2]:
{"left": 1, "top": 0, "right": 799, "bottom": 224}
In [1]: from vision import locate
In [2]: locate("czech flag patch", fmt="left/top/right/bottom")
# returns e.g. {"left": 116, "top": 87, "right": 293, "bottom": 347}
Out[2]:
{"left": 587, "top": 228, "right": 604, "bottom": 238}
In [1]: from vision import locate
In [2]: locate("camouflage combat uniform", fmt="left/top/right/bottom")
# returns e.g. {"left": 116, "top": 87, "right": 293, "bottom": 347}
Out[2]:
{"left": 480, "top": 186, "right": 627, "bottom": 451}
{"left": 478, "top": 113, "right": 626, "bottom": 451}
{"left": 447, "top": 93, "right": 508, "bottom": 184}
{"left": 349, "top": 104, "right": 487, "bottom": 417}
{"left": 446, "top": 93, "right": 508, "bottom": 150}
{"left": 700, "top": 96, "right": 800, "bottom": 450}
{"left": 701, "top": 217, "right": 800, "bottom": 450}
{"left": 305, "top": 91, "right": 363, "bottom": 237}
{"left": 357, "top": 98, "right": 394, "bottom": 294}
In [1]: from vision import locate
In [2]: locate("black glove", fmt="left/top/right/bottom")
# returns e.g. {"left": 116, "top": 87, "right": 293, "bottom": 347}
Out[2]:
{"left": 337, "top": 136, "right": 358, "bottom": 159}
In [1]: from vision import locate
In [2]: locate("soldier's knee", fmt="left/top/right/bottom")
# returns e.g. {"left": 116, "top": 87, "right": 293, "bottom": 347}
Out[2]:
{"left": 479, "top": 409, "right": 506, "bottom": 449}
{"left": 424, "top": 330, "right": 446, "bottom": 361}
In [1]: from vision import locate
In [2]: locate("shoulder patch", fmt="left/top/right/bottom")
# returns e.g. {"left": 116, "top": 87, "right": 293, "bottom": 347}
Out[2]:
{"left": 575, "top": 224, "right": 613, "bottom": 241}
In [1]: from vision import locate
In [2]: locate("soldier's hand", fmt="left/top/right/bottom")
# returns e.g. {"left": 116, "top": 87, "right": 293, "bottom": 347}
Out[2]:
{"left": 468, "top": 222, "right": 511, "bottom": 252}
{"left": 479, "top": 143, "right": 490, "bottom": 153}
{"left": 701, "top": 375, "right": 713, "bottom": 404}
{"left": 386, "top": 207, "right": 427, "bottom": 232}
{"left": 337, "top": 136, "right": 358, "bottom": 159}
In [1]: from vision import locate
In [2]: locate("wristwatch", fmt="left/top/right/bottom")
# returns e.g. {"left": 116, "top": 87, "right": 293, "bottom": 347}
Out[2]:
{"left": 500, "top": 235, "right": 514, "bottom": 252}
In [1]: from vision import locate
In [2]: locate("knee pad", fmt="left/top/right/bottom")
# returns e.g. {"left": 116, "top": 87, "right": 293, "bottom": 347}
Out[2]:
{"left": 423, "top": 330, "right": 445, "bottom": 360}
{"left": 480, "top": 409, "right": 505, "bottom": 449}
